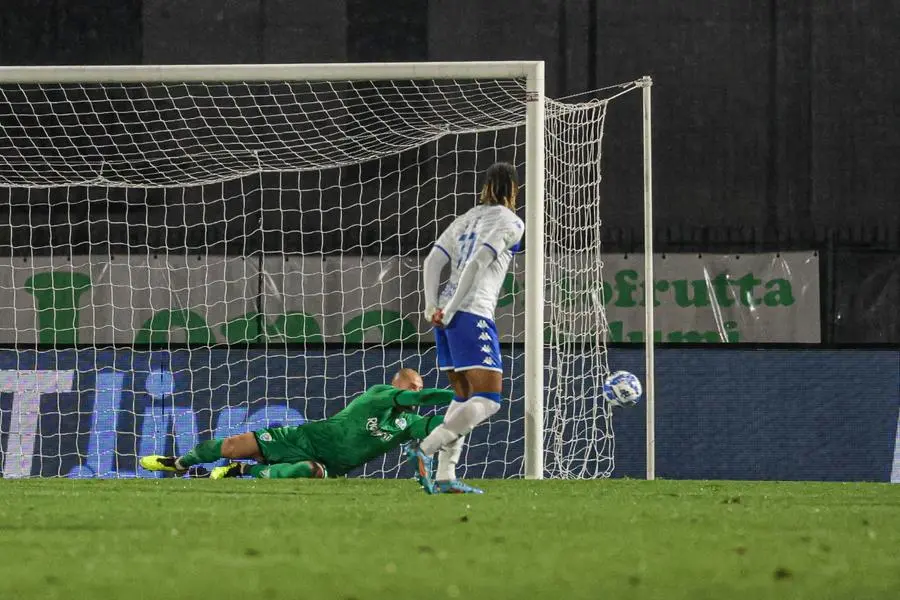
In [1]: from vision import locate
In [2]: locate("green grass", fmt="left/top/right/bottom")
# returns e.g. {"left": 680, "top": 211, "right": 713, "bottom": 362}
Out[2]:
{"left": 0, "top": 479, "right": 898, "bottom": 600}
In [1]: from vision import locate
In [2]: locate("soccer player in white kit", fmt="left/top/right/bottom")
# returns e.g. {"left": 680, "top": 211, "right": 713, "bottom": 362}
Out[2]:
{"left": 408, "top": 162, "right": 524, "bottom": 494}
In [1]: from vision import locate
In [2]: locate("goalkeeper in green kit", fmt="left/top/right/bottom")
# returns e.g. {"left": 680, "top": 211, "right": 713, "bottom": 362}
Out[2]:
{"left": 140, "top": 369, "right": 450, "bottom": 480}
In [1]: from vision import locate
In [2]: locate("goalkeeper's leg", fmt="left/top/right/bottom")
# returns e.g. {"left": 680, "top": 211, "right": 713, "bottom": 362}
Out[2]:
{"left": 210, "top": 461, "right": 328, "bottom": 480}
{"left": 140, "top": 432, "right": 263, "bottom": 473}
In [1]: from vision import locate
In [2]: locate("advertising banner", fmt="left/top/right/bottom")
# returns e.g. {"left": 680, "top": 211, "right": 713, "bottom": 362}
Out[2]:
{"left": 0, "top": 252, "right": 819, "bottom": 345}
{"left": 0, "top": 348, "right": 896, "bottom": 481}
{"left": 588, "top": 253, "right": 820, "bottom": 343}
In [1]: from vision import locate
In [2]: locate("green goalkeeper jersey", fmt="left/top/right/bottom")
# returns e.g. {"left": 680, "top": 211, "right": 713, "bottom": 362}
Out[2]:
{"left": 297, "top": 385, "right": 453, "bottom": 475}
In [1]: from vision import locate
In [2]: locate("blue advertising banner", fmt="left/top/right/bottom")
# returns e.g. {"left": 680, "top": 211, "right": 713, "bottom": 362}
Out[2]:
{"left": 608, "top": 348, "right": 900, "bottom": 482}
{"left": 0, "top": 348, "right": 897, "bottom": 481}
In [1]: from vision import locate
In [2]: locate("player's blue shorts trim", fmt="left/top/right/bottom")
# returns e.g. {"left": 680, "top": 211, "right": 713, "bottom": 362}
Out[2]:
{"left": 434, "top": 311, "right": 503, "bottom": 373}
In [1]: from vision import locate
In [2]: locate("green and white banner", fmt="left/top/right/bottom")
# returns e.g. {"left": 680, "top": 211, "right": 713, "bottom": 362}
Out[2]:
{"left": 0, "top": 251, "right": 819, "bottom": 345}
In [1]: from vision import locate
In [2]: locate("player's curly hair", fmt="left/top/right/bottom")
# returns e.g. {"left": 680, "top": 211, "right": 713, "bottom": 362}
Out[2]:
{"left": 480, "top": 162, "right": 519, "bottom": 210}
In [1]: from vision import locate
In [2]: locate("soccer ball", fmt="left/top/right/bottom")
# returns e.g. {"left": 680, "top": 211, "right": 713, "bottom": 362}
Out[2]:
{"left": 602, "top": 371, "right": 643, "bottom": 407}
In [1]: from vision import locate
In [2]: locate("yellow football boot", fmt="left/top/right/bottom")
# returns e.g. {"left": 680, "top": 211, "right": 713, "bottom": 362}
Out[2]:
{"left": 139, "top": 455, "right": 183, "bottom": 473}
{"left": 209, "top": 462, "right": 243, "bottom": 479}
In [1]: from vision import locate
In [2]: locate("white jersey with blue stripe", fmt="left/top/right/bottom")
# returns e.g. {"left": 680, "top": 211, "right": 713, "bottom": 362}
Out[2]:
{"left": 433, "top": 204, "right": 524, "bottom": 320}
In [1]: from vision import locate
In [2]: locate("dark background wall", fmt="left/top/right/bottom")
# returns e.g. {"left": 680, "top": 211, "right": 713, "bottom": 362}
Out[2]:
{"left": 0, "top": 0, "right": 897, "bottom": 342}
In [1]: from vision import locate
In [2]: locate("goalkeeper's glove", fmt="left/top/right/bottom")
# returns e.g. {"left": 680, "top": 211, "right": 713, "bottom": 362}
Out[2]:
{"left": 424, "top": 305, "right": 440, "bottom": 324}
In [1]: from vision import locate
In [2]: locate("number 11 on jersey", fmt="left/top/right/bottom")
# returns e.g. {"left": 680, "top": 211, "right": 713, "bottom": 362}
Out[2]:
{"left": 457, "top": 232, "right": 477, "bottom": 268}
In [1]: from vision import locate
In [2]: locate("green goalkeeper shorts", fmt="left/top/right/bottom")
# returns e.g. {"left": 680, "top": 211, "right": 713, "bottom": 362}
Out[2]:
{"left": 253, "top": 426, "right": 318, "bottom": 465}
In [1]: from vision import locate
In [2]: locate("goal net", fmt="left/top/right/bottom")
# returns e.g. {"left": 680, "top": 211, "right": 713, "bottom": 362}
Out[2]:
{"left": 0, "top": 64, "right": 642, "bottom": 479}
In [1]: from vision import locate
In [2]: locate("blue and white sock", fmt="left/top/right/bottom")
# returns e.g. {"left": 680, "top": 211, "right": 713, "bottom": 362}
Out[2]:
{"left": 420, "top": 394, "right": 502, "bottom": 456}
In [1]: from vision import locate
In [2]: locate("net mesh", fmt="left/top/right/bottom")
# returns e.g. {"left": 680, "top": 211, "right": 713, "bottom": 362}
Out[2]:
{"left": 545, "top": 99, "right": 615, "bottom": 478}
{"left": 0, "top": 80, "right": 525, "bottom": 186}
{"left": 0, "top": 73, "right": 636, "bottom": 479}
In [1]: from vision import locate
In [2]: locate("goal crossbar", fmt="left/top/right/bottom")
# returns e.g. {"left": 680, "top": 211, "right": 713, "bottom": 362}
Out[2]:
{"left": 0, "top": 61, "right": 542, "bottom": 84}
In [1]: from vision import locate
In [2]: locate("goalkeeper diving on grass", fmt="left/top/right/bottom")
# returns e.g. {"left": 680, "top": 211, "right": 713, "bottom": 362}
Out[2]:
{"left": 140, "top": 369, "right": 452, "bottom": 479}
{"left": 411, "top": 161, "right": 525, "bottom": 495}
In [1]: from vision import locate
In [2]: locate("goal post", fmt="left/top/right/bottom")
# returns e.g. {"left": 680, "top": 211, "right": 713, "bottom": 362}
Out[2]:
{"left": 640, "top": 76, "right": 656, "bottom": 481}
{"left": 523, "top": 61, "right": 545, "bottom": 480}
{"left": 0, "top": 61, "right": 653, "bottom": 480}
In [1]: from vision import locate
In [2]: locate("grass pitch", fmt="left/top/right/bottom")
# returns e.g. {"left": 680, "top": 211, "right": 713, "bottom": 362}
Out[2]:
{"left": 0, "top": 479, "right": 898, "bottom": 600}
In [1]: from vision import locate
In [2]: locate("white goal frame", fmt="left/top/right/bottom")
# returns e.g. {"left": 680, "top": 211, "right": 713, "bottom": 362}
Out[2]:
{"left": 0, "top": 61, "right": 655, "bottom": 480}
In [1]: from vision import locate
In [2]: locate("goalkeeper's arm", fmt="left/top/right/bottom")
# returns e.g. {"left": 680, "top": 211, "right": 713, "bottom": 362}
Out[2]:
{"left": 407, "top": 414, "right": 445, "bottom": 440}
{"left": 394, "top": 387, "right": 455, "bottom": 409}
